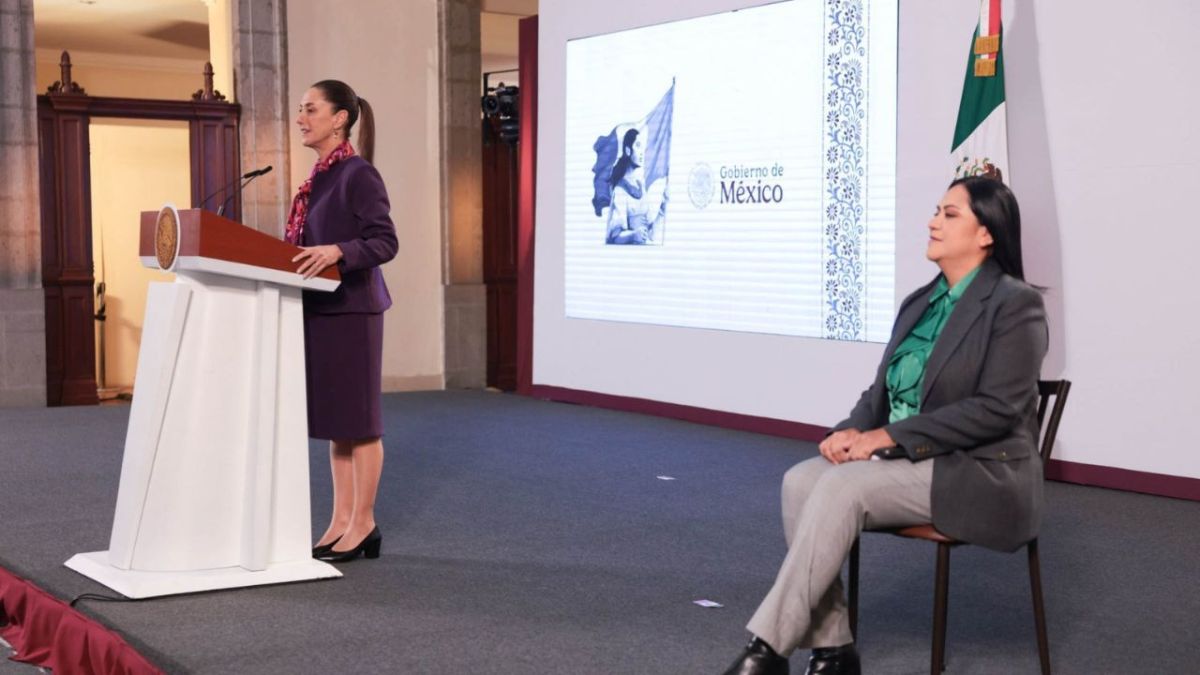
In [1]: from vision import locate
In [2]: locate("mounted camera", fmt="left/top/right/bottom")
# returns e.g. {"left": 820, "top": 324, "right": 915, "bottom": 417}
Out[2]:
{"left": 482, "top": 84, "right": 519, "bottom": 118}
{"left": 482, "top": 73, "right": 520, "bottom": 145}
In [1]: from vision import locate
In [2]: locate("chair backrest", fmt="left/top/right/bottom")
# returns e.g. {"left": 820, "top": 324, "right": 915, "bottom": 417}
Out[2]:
{"left": 1035, "top": 379, "right": 1071, "bottom": 465}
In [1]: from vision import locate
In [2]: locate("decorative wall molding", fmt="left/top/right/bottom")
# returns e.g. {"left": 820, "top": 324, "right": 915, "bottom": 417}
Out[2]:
{"left": 821, "top": 0, "right": 870, "bottom": 341}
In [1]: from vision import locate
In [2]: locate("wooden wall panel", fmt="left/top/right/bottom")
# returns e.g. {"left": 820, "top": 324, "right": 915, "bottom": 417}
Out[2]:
{"left": 190, "top": 118, "right": 242, "bottom": 221}
{"left": 486, "top": 283, "right": 518, "bottom": 390}
{"left": 482, "top": 116, "right": 520, "bottom": 391}
{"left": 57, "top": 115, "right": 93, "bottom": 274}
{"left": 60, "top": 284, "right": 98, "bottom": 405}
{"left": 41, "top": 286, "right": 63, "bottom": 405}
{"left": 38, "top": 103, "right": 60, "bottom": 280}
{"left": 223, "top": 121, "right": 240, "bottom": 222}
{"left": 38, "top": 97, "right": 96, "bottom": 406}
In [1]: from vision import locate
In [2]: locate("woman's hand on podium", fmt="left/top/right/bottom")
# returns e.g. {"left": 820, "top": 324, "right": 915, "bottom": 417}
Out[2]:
{"left": 293, "top": 244, "right": 344, "bottom": 279}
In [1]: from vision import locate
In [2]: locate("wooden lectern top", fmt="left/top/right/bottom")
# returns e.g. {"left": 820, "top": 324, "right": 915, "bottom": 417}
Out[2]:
{"left": 139, "top": 208, "right": 340, "bottom": 291}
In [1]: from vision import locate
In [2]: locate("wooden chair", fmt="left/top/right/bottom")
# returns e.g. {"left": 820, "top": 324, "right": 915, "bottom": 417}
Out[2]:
{"left": 847, "top": 379, "right": 1071, "bottom": 675}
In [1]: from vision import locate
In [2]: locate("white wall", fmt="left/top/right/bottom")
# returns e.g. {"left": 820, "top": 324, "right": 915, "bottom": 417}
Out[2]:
{"left": 1003, "top": 0, "right": 1200, "bottom": 478}
{"left": 287, "top": 0, "right": 445, "bottom": 391}
{"left": 536, "top": 0, "right": 1200, "bottom": 480}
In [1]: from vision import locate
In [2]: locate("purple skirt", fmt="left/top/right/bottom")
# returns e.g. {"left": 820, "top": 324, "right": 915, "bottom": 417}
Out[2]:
{"left": 303, "top": 311, "right": 384, "bottom": 440}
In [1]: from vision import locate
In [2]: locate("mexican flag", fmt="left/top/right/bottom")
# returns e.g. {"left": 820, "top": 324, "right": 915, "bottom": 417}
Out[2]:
{"left": 951, "top": 0, "right": 1008, "bottom": 183}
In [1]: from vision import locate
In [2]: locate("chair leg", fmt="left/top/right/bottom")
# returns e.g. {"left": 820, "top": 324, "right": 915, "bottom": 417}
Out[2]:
{"left": 848, "top": 537, "right": 860, "bottom": 640}
{"left": 931, "top": 543, "right": 950, "bottom": 674}
{"left": 1028, "top": 539, "right": 1052, "bottom": 675}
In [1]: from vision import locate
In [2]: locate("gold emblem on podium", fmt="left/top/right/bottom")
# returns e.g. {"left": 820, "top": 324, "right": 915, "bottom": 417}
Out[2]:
{"left": 155, "top": 204, "right": 180, "bottom": 270}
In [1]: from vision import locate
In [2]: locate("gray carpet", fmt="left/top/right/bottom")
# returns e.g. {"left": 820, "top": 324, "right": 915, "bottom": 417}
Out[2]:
{"left": 1, "top": 391, "right": 1198, "bottom": 674}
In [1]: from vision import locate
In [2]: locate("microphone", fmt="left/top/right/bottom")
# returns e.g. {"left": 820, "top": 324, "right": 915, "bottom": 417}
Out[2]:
{"left": 197, "top": 165, "right": 272, "bottom": 214}
{"left": 243, "top": 165, "right": 273, "bottom": 179}
{"left": 216, "top": 166, "right": 273, "bottom": 217}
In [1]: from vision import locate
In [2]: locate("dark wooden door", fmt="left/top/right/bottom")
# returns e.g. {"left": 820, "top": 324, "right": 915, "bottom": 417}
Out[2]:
{"left": 482, "top": 116, "right": 519, "bottom": 391}
{"left": 38, "top": 92, "right": 239, "bottom": 406}
{"left": 38, "top": 96, "right": 95, "bottom": 406}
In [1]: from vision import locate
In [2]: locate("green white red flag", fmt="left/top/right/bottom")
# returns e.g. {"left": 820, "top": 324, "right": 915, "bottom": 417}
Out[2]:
{"left": 951, "top": 0, "right": 1008, "bottom": 183}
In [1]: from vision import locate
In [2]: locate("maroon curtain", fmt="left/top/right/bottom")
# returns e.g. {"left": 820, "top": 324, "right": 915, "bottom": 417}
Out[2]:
{"left": 516, "top": 16, "right": 538, "bottom": 395}
{"left": 0, "top": 567, "right": 161, "bottom": 674}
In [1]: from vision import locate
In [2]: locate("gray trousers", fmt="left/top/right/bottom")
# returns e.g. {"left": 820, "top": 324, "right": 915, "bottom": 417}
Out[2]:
{"left": 746, "top": 456, "right": 934, "bottom": 655}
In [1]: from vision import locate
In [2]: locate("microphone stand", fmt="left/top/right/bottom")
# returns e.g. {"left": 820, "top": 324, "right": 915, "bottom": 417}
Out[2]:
{"left": 197, "top": 165, "right": 272, "bottom": 215}
{"left": 217, "top": 166, "right": 273, "bottom": 217}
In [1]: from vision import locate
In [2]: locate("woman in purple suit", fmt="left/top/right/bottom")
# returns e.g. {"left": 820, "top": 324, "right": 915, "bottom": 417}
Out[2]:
{"left": 287, "top": 79, "right": 398, "bottom": 563}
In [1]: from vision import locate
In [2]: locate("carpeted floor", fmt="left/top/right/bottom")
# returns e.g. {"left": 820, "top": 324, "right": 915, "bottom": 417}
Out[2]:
{"left": 1, "top": 391, "right": 1198, "bottom": 674}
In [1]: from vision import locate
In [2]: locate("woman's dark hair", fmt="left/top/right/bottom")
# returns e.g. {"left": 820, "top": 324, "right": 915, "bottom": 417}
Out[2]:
{"left": 948, "top": 175, "right": 1024, "bottom": 281}
{"left": 312, "top": 79, "right": 376, "bottom": 164}
{"left": 608, "top": 128, "right": 640, "bottom": 188}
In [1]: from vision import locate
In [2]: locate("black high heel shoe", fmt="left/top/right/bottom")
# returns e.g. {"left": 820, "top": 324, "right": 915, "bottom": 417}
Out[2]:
{"left": 722, "top": 637, "right": 789, "bottom": 675}
{"left": 312, "top": 535, "right": 342, "bottom": 558}
{"left": 806, "top": 644, "right": 860, "bottom": 675}
{"left": 316, "top": 526, "right": 381, "bottom": 562}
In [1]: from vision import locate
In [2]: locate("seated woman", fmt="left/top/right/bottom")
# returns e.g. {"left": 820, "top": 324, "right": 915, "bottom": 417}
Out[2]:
{"left": 722, "top": 176, "right": 1048, "bottom": 675}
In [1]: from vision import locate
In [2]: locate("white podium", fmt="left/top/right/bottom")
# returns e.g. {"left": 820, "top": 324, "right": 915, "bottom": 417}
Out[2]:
{"left": 66, "top": 206, "right": 344, "bottom": 598}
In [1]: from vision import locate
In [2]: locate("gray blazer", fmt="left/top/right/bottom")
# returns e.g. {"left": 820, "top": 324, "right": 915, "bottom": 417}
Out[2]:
{"left": 832, "top": 259, "right": 1049, "bottom": 552}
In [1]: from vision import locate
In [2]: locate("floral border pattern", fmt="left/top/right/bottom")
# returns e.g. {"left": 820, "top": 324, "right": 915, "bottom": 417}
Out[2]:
{"left": 822, "top": 0, "right": 868, "bottom": 341}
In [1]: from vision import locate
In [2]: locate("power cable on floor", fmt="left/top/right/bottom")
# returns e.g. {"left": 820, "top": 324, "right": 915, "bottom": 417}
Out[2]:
{"left": 69, "top": 593, "right": 131, "bottom": 608}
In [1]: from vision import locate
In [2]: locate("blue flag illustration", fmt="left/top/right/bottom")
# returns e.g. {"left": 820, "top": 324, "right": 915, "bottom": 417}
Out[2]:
{"left": 590, "top": 81, "right": 674, "bottom": 217}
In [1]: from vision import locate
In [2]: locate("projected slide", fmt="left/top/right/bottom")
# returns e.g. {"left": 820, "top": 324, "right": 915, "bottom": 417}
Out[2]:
{"left": 564, "top": 0, "right": 897, "bottom": 342}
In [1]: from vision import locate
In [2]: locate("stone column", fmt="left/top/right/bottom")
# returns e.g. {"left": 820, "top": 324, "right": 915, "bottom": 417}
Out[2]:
{"left": 232, "top": 0, "right": 291, "bottom": 235}
{"left": 440, "top": 0, "right": 486, "bottom": 389}
{"left": 0, "top": 0, "right": 47, "bottom": 406}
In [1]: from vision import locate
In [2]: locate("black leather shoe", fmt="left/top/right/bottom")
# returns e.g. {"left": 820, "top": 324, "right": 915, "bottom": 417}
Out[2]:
{"left": 805, "top": 644, "right": 860, "bottom": 675}
{"left": 311, "top": 535, "right": 342, "bottom": 558}
{"left": 722, "top": 637, "right": 789, "bottom": 675}
{"left": 316, "top": 526, "right": 382, "bottom": 562}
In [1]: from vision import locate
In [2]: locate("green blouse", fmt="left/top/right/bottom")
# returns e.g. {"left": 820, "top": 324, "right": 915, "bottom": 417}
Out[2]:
{"left": 886, "top": 266, "right": 981, "bottom": 423}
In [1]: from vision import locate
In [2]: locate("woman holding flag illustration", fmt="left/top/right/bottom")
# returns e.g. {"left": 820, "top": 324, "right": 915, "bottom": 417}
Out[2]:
{"left": 606, "top": 127, "right": 669, "bottom": 245}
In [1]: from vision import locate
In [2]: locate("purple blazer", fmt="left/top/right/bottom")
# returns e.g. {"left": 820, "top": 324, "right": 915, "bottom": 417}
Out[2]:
{"left": 300, "top": 156, "right": 399, "bottom": 314}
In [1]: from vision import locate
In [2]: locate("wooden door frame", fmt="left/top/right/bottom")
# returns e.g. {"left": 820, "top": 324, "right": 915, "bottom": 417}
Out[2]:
{"left": 482, "top": 115, "right": 520, "bottom": 391}
{"left": 38, "top": 92, "right": 239, "bottom": 406}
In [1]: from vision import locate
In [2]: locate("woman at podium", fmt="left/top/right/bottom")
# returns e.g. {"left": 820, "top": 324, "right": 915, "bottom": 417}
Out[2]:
{"left": 286, "top": 79, "right": 398, "bottom": 563}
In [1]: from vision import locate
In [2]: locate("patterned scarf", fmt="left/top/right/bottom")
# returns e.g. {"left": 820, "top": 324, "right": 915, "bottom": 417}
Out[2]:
{"left": 284, "top": 140, "right": 355, "bottom": 245}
